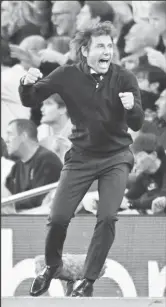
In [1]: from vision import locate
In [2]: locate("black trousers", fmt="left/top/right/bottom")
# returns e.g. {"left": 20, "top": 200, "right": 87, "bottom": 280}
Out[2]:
{"left": 45, "top": 146, "right": 134, "bottom": 280}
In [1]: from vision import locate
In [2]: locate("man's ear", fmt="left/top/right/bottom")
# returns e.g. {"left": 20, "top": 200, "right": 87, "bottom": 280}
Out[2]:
{"left": 81, "top": 46, "right": 88, "bottom": 58}
{"left": 22, "top": 131, "right": 28, "bottom": 141}
{"left": 59, "top": 107, "right": 66, "bottom": 116}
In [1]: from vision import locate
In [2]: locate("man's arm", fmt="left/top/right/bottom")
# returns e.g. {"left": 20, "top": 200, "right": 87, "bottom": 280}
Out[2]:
{"left": 15, "top": 155, "right": 62, "bottom": 211}
{"left": 18, "top": 66, "right": 66, "bottom": 108}
{"left": 121, "top": 70, "right": 144, "bottom": 131}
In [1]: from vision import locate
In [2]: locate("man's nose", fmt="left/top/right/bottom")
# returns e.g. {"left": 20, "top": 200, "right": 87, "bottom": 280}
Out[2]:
{"left": 41, "top": 105, "right": 45, "bottom": 112}
{"left": 103, "top": 48, "right": 110, "bottom": 55}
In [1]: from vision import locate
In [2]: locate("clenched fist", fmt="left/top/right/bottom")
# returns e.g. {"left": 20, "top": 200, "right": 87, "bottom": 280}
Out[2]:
{"left": 119, "top": 92, "right": 134, "bottom": 110}
{"left": 151, "top": 197, "right": 166, "bottom": 214}
{"left": 23, "top": 68, "right": 43, "bottom": 85}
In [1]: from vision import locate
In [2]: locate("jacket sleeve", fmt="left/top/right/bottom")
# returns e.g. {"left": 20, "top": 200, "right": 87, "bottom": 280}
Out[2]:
{"left": 121, "top": 70, "right": 144, "bottom": 131}
{"left": 18, "top": 65, "right": 66, "bottom": 108}
{"left": 128, "top": 170, "right": 166, "bottom": 210}
{"left": 129, "top": 193, "right": 159, "bottom": 210}
{"left": 15, "top": 155, "right": 62, "bottom": 211}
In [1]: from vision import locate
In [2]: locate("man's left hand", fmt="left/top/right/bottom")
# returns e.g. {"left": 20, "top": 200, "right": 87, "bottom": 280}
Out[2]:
{"left": 119, "top": 92, "right": 134, "bottom": 110}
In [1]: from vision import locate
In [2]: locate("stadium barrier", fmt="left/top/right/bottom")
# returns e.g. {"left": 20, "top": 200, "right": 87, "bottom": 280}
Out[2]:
{"left": 1, "top": 297, "right": 166, "bottom": 307}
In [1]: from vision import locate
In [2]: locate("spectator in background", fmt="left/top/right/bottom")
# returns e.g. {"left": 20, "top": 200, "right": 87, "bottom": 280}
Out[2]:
{"left": 124, "top": 22, "right": 159, "bottom": 58}
{"left": 51, "top": 1, "right": 81, "bottom": 37}
{"left": 38, "top": 93, "right": 72, "bottom": 162}
{"left": 5, "top": 119, "right": 62, "bottom": 213}
{"left": 76, "top": 1, "right": 115, "bottom": 32}
{"left": 38, "top": 36, "right": 71, "bottom": 73}
{"left": 146, "top": 1, "right": 166, "bottom": 72}
{"left": 37, "top": 1, "right": 81, "bottom": 67}
{"left": 1, "top": 1, "right": 40, "bottom": 44}
{"left": 5, "top": 35, "right": 47, "bottom": 128}
{"left": 32, "top": 1, "right": 53, "bottom": 39}
{"left": 1, "top": 1, "right": 53, "bottom": 44}
{"left": 131, "top": 1, "right": 151, "bottom": 23}
{"left": 134, "top": 63, "right": 166, "bottom": 95}
{"left": 140, "top": 89, "right": 166, "bottom": 150}
{"left": 124, "top": 133, "right": 166, "bottom": 213}
{"left": 110, "top": 1, "right": 135, "bottom": 59}
{"left": 30, "top": 36, "right": 71, "bottom": 126}
{"left": 132, "top": 63, "right": 166, "bottom": 125}
{"left": 120, "top": 19, "right": 161, "bottom": 71}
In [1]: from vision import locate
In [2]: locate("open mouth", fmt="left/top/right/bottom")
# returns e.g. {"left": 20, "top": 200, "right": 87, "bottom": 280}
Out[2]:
{"left": 99, "top": 59, "right": 109, "bottom": 64}
{"left": 98, "top": 59, "right": 110, "bottom": 69}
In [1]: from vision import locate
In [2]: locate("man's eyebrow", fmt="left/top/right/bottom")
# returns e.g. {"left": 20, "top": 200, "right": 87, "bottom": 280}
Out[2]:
{"left": 96, "top": 43, "right": 113, "bottom": 47}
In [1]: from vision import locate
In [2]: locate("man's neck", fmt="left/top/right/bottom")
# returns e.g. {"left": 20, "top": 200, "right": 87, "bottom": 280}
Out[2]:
{"left": 20, "top": 143, "right": 39, "bottom": 163}
{"left": 51, "top": 115, "right": 68, "bottom": 135}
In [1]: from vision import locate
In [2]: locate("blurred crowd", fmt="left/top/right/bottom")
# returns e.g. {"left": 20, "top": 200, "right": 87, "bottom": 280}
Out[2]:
{"left": 1, "top": 1, "right": 166, "bottom": 215}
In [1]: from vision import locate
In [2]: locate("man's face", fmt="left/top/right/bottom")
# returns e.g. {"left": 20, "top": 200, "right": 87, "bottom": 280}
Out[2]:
{"left": 149, "top": 8, "right": 166, "bottom": 35}
{"left": 136, "top": 72, "right": 150, "bottom": 92}
{"left": 144, "top": 109, "right": 156, "bottom": 122}
{"left": 76, "top": 4, "right": 92, "bottom": 31}
{"left": 83, "top": 35, "right": 113, "bottom": 74}
{"left": 124, "top": 25, "right": 143, "bottom": 54}
{"left": 51, "top": 2, "right": 73, "bottom": 36}
{"left": 41, "top": 97, "right": 63, "bottom": 125}
{"left": 155, "top": 90, "right": 166, "bottom": 120}
{"left": 6, "top": 123, "right": 22, "bottom": 156}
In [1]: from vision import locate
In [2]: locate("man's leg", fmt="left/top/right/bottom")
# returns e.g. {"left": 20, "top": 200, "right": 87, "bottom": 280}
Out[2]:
{"left": 71, "top": 161, "right": 131, "bottom": 297}
{"left": 30, "top": 151, "right": 96, "bottom": 296}
{"left": 45, "top": 166, "right": 95, "bottom": 267}
{"left": 83, "top": 163, "right": 130, "bottom": 281}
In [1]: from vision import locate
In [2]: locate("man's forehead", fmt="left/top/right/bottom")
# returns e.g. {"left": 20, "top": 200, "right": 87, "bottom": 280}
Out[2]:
{"left": 91, "top": 35, "right": 113, "bottom": 44}
{"left": 52, "top": 1, "right": 71, "bottom": 13}
{"left": 43, "top": 98, "right": 57, "bottom": 105}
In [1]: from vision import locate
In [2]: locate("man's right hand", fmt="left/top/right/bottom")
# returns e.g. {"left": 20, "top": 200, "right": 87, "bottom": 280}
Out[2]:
{"left": 23, "top": 68, "right": 43, "bottom": 85}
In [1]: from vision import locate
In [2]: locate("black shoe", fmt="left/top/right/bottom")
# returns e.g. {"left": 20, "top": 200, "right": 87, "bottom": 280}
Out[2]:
{"left": 30, "top": 266, "right": 57, "bottom": 296}
{"left": 71, "top": 279, "right": 94, "bottom": 297}
{"left": 65, "top": 280, "right": 74, "bottom": 296}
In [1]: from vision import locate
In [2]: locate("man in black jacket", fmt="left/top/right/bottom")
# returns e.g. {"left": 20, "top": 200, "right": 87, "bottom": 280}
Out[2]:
{"left": 5, "top": 119, "right": 62, "bottom": 212}
{"left": 18, "top": 21, "right": 144, "bottom": 297}
{"left": 126, "top": 133, "right": 166, "bottom": 212}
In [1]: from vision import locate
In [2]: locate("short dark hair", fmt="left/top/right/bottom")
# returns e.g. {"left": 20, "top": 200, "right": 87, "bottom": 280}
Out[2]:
{"left": 49, "top": 93, "right": 66, "bottom": 109}
{"left": 9, "top": 119, "right": 38, "bottom": 141}
{"left": 71, "top": 21, "right": 115, "bottom": 61}
{"left": 85, "top": 1, "right": 115, "bottom": 23}
{"left": 134, "top": 63, "right": 166, "bottom": 94}
{"left": 47, "top": 93, "right": 69, "bottom": 117}
{"left": 132, "top": 133, "right": 166, "bottom": 161}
